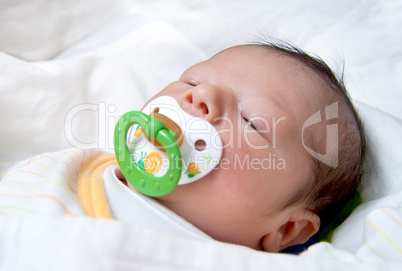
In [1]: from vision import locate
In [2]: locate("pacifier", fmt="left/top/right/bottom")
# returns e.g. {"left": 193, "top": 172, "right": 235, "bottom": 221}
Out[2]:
{"left": 114, "top": 96, "right": 222, "bottom": 196}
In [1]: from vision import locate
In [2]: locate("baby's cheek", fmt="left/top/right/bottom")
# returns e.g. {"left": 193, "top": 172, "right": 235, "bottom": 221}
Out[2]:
{"left": 127, "top": 182, "right": 135, "bottom": 190}
{"left": 242, "top": 132, "right": 270, "bottom": 150}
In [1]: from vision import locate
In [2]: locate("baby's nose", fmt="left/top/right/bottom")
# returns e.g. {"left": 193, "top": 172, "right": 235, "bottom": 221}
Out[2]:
{"left": 181, "top": 84, "right": 234, "bottom": 123}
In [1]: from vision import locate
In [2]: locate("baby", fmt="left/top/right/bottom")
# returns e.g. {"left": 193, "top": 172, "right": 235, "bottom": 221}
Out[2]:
{"left": 0, "top": 41, "right": 365, "bottom": 253}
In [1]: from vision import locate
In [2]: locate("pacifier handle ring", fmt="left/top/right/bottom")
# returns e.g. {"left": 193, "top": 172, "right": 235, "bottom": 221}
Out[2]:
{"left": 113, "top": 111, "right": 182, "bottom": 196}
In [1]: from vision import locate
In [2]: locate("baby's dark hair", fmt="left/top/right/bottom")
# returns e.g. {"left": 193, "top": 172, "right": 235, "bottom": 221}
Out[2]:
{"left": 255, "top": 39, "right": 366, "bottom": 235}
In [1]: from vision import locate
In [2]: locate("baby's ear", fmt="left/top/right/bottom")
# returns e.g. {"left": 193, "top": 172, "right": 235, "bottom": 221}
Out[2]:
{"left": 261, "top": 209, "right": 320, "bottom": 252}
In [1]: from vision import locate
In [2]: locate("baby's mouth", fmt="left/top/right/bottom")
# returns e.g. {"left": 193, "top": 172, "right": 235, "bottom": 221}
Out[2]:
{"left": 137, "top": 96, "right": 223, "bottom": 159}
{"left": 115, "top": 95, "right": 223, "bottom": 197}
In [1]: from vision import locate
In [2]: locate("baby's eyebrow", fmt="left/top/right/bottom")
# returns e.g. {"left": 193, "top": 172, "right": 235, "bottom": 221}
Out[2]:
{"left": 267, "top": 89, "right": 288, "bottom": 112}
{"left": 255, "top": 91, "right": 285, "bottom": 121}
{"left": 253, "top": 90, "right": 299, "bottom": 142}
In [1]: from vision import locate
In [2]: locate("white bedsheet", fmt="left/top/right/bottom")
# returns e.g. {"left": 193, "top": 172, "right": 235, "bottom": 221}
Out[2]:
{"left": 1, "top": 0, "right": 402, "bottom": 270}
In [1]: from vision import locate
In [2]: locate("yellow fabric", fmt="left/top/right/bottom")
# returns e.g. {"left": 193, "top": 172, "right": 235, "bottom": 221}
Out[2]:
{"left": 77, "top": 153, "right": 118, "bottom": 219}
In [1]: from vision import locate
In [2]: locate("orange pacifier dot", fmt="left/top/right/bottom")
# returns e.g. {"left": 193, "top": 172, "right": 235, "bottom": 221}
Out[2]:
{"left": 187, "top": 163, "right": 200, "bottom": 175}
{"left": 134, "top": 127, "right": 143, "bottom": 137}
{"left": 144, "top": 152, "right": 163, "bottom": 174}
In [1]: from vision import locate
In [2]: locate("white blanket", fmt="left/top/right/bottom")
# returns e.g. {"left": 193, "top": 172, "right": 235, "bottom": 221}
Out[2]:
{"left": 1, "top": 0, "right": 402, "bottom": 270}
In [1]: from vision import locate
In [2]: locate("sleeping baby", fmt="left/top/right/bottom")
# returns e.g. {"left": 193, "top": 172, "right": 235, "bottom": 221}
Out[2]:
{"left": 0, "top": 41, "right": 365, "bottom": 253}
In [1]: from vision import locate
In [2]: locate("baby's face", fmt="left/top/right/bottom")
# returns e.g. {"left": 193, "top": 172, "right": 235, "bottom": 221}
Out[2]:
{"left": 143, "top": 45, "right": 323, "bottom": 251}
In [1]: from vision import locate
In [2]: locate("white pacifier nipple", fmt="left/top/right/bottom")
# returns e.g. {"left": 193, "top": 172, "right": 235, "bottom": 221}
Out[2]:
{"left": 127, "top": 96, "right": 223, "bottom": 185}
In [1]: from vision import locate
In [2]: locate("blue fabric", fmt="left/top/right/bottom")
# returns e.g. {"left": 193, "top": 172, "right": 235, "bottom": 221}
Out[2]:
{"left": 281, "top": 235, "right": 318, "bottom": 255}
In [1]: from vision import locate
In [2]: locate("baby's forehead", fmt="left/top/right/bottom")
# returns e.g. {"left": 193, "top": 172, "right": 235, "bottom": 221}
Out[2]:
{"left": 189, "top": 45, "right": 335, "bottom": 112}
{"left": 212, "top": 44, "right": 292, "bottom": 63}
{"left": 211, "top": 45, "right": 324, "bottom": 84}
{"left": 218, "top": 45, "right": 332, "bottom": 97}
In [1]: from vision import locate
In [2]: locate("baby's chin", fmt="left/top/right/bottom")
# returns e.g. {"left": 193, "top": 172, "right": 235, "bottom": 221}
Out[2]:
{"left": 150, "top": 183, "right": 190, "bottom": 202}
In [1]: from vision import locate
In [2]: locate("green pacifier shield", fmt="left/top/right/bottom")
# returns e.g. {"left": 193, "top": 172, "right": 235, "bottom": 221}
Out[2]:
{"left": 113, "top": 111, "right": 182, "bottom": 196}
